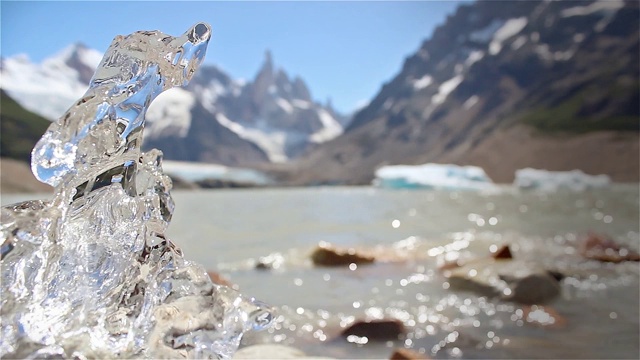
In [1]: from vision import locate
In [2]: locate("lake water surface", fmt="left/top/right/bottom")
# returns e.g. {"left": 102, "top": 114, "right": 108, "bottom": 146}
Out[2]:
{"left": 2, "top": 185, "right": 639, "bottom": 359}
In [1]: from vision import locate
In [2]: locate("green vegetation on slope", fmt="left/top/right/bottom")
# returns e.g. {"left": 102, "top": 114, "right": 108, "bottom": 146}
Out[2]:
{"left": 521, "top": 86, "right": 640, "bottom": 133}
{"left": 0, "top": 91, "right": 51, "bottom": 162}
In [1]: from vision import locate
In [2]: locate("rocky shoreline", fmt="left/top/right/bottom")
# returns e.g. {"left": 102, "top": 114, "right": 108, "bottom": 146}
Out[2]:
{"left": 210, "top": 232, "right": 639, "bottom": 359}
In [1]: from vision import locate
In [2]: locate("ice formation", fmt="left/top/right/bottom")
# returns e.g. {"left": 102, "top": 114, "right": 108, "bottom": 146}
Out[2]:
{"left": 373, "top": 163, "right": 496, "bottom": 190}
{"left": 514, "top": 168, "right": 611, "bottom": 191}
{"left": 1, "top": 23, "right": 272, "bottom": 359}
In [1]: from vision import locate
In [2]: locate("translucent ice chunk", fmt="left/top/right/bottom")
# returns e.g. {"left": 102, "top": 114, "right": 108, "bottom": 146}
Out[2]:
{"left": 1, "top": 23, "right": 272, "bottom": 359}
{"left": 31, "top": 23, "right": 211, "bottom": 189}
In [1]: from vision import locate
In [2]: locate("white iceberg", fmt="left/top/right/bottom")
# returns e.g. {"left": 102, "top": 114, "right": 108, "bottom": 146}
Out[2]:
{"left": 514, "top": 168, "right": 611, "bottom": 191}
{"left": 373, "top": 163, "right": 496, "bottom": 190}
{"left": 162, "top": 160, "right": 272, "bottom": 186}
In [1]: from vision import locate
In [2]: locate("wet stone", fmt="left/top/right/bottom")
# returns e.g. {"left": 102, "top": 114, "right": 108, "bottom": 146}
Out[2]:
{"left": 311, "top": 242, "right": 375, "bottom": 267}
{"left": 340, "top": 319, "right": 406, "bottom": 341}
{"left": 390, "top": 348, "right": 430, "bottom": 360}
{"left": 446, "top": 258, "right": 561, "bottom": 304}
{"left": 580, "top": 233, "right": 640, "bottom": 263}
{"left": 491, "top": 244, "right": 513, "bottom": 259}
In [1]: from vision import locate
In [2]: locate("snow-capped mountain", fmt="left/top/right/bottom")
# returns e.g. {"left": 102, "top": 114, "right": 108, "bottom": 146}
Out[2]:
{"left": 179, "top": 50, "right": 347, "bottom": 163}
{"left": 0, "top": 43, "right": 102, "bottom": 121}
{"left": 1, "top": 45, "right": 347, "bottom": 167}
{"left": 289, "top": 0, "right": 639, "bottom": 185}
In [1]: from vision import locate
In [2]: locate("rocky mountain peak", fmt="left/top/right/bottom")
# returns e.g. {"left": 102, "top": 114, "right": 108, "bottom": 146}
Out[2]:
{"left": 263, "top": 49, "right": 274, "bottom": 71}
{"left": 292, "top": 76, "right": 312, "bottom": 102}
{"left": 250, "top": 49, "right": 276, "bottom": 107}
{"left": 61, "top": 42, "right": 102, "bottom": 84}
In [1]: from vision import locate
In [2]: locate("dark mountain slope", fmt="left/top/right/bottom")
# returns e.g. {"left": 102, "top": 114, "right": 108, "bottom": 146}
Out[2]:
{"left": 286, "top": 0, "right": 639, "bottom": 185}
{"left": 0, "top": 90, "right": 50, "bottom": 162}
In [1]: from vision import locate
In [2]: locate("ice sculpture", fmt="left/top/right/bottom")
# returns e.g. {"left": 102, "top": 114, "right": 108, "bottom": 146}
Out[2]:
{"left": 0, "top": 23, "right": 272, "bottom": 359}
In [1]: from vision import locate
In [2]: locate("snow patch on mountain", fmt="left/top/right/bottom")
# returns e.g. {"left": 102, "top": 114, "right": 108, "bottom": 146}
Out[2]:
{"left": 489, "top": 17, "right": 528, "bottom": 55}
{"left": 470, "top": 19, "right": 505, "bottom": 43}
{"left": 216, "top": 113, "right": 288, "bottom": 163}
{"left": 275, "top": 98, "right": 294, "bottom": 114}
{"left": 463, "top": 95, "right": 479, "bottom": 109}
{"left": 80, "top": 50, "right": 103, "bottom": 69}
{"left": 413, "top": 75, "right": 433, "bottom": 90}
{"left": 145, "top": 88, "right": 195, "bottom": 138}
{"left": 511, "top": 35, "right": 528, "bottom": 51}
{"left": 464, "top": 50, "right": 485, "bottom": 67}
{"left": 310, "top": 109, "right": 343, "bottom": 143}
{"left": 432, "top": 75, "right": 464, "bottom": 105}
{"left": 201, "top": 80, "right": 227, "bottom": 103}
{"left": 1, "top": 44, "right": 101, "bottom": 121}
{"left": 561, "top": 0, "right": 624, "bottom": 18}
{"left": 292, "top": 99, "right": 312, "bottom": 109}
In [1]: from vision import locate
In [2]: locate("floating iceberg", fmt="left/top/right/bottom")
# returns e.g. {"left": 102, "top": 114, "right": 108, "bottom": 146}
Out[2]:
{"left": 0, "top": 23, "right": 271, "bottom": 359}
{"left": 374, "top": 163, "right": 496, "bottom": 190}
{"left": 514, "top": 168, "right": 611, "bottom": 191}
{"left": 163, "top": 160, "right": 272, "bottom": 186}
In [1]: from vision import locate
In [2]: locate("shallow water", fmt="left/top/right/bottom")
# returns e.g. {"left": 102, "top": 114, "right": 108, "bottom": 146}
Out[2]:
{"left": 3, "top": 185, "right": 639, "bottom": 359}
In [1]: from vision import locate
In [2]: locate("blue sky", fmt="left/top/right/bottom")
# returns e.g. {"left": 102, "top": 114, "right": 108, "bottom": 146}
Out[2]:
{"left": 1, "top": 1, "right": 464, "bottom": 113}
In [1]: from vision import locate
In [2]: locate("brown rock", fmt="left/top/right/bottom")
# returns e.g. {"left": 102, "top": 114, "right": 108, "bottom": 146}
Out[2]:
{"left": 491, "top": 244, "right": 513, "bottom": 259}
{"left": 311, "top": 242, "right": 375, "bottom": 267}
{"left": 580, "top": 233, "right": 640, "bottom": 263}
{"left": 390, "top": 348, "right": 430, "bottom": 360}
{"left": 341, "top": 319, "right": 405, "bottom": 341}
{"left": 503, "top": 272, "right": 561, "bottom": 305}
{"left": 207, "top": 271, "right": 233, "bottom": 287}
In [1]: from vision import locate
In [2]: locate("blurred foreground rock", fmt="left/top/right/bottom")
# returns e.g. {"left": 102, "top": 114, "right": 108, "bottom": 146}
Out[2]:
{"left": 446, "top": 259, "right": 561, "bottom": 304}
{"left": 341, "top": 319, "right": 406, "bottom": 341}
{"left": 233, "top": 344, "right": 335, "bottom": 359}
{"left": 580, "top": 233, "right": 640, "bottom": 263}
{"left": 491, "top": 244, "right": 513, "bottom": 259}
{"left": 439, "top": 244, "right": 561, "bottom": 304}
{"left": 390, "top": 348, "right": 430, "bottom": 360}
{"left": 311, "top": 242, "right": 375, "bottom": 267}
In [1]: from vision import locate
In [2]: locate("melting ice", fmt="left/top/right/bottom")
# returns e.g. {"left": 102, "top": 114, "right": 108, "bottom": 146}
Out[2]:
{"left": 0, "top": 23, "right": 271, "bottom": 359}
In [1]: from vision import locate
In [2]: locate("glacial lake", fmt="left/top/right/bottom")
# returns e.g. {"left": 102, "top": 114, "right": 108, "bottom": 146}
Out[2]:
{"left": 2, "top": 185, "right": 639, "bottom": 359}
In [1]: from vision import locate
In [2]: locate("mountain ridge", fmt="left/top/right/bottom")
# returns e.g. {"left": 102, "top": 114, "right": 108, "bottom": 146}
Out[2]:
{"left": 0, "top": 44, "right": 347, "bottom": 167}
{"left": 283, "top": 0, "right": 639, "bottom": 185}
